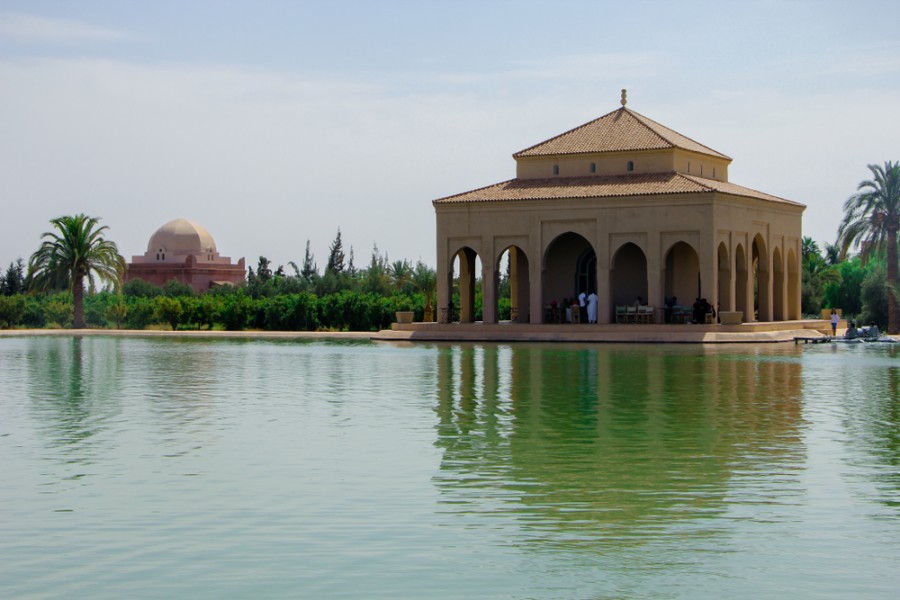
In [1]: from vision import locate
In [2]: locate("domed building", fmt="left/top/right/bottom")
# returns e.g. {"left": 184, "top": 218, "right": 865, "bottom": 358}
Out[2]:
{"left": 126, "top": 218, "right": 245, "bottom": 292}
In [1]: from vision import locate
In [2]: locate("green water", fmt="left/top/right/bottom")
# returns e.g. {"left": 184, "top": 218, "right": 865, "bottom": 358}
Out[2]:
{"left": 1, "top": 336, "right": 898, "bottom": 599}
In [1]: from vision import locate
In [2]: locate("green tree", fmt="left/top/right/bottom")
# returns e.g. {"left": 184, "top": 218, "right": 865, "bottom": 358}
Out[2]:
{"left": 123, "top": 277, "right": 162, "bottom": 298}
{"left": 411, "top": 260, "right": 437, "bottom": 321}
{"left": 823, "top": 256, "right": 865, "bottom": 316}
{"left": 125, "top": 297, "right": 155, "bottom": 329}
{"left": 27, "top": 214, "right": 125, "bottom": 328}
{"left": 326, "top": 229, "right": 345, "bottom": 274}
{"left": 859, "top": 261, "right": 888, "bottom": 329}
{"left": 389, "top": 259, "right": 412, "bottom": 291}
{"left": 300, "top": 239, "right": 318, "bottom": 283}
{"left": 0, "top": 295, "right": 25, "bottom": 328}
{"left": 838, "top": 161, "right": 900, "bottom": 333}
{"left": 106, "top": 295, "right": 128, "bottom": 329}
{"left": 1, "top": 258, "right": 25, "bottom": 296}
{"left": 801, "top": 236, "right": 841, "bottom": 315}
{"left": 362, "top": 243, "right": 390, "bottom": 295}
{"left": 154, "top": 296, "right": 184, "bottom": 330}
{"left": 161, "top": 279, "right": 195, "bottom": 297}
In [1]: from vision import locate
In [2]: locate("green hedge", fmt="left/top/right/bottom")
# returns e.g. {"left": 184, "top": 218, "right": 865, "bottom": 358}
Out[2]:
{"left": 0, "top": 288, "right": 431, "bottom": 332}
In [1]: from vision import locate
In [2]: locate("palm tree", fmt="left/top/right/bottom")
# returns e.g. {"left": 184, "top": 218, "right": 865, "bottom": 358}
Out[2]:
{"left": 838, "top": 161, "right": 900, "bottom": 333}
{"left": 28, "top": 214, "right": 125, "bottom": 329}
{"left": 389, "top": 259, "right": 412, "bottom": 291}
{"left": 411, "top": 261, "right": 437, "bottom": 322}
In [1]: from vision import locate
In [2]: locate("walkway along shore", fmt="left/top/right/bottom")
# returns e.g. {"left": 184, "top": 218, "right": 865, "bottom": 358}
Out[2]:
{"left": 0, "top": 319, "right": 857, "bottom": 344}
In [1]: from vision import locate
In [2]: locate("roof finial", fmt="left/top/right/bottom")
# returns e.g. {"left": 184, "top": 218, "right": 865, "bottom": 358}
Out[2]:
{"left": 620, "top": 88, "right": 627, "bottom": 107}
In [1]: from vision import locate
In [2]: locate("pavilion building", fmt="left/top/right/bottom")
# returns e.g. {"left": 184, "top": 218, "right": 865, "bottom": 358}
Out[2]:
{"left": 433, "top": 92, "right": 805, "bottom": 325}
{"left": 126, "top": 218, "right": 245, "bottom": 293}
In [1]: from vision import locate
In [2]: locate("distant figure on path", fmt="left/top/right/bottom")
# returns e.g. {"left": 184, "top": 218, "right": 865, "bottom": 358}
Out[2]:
{"left": 587, "top": 291, "right": 598, "bottom": 323}
{"left": 830, "top": 309, "right": 839, "bottom": 336}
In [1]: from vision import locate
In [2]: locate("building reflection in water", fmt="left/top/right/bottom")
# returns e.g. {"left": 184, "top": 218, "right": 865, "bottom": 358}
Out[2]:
{"left": 433, "top": 343, "right": 805, "bottom": 548}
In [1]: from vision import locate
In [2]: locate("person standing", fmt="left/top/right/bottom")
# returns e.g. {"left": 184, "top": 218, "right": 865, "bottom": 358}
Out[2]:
{"left": 578, "top": 291, "right": 587, "bottom": 324}
{"left": 587, "top": 290, "right": 598, "bottom": 323}
{"left": 830, "top": 308, "right": 839, "bottom": 336}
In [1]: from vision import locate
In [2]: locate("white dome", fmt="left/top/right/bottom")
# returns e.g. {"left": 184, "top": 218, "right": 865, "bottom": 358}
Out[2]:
{"left": 146, "top": 218, "right": 217, "bottom": 255}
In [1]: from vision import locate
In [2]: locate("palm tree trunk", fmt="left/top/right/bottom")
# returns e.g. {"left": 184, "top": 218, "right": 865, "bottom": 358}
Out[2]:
{"left": 73, "top": 275, "right": 85, "bottom": 329}
{"left": 888, "top": 231, "right": 899, "bottom": 334}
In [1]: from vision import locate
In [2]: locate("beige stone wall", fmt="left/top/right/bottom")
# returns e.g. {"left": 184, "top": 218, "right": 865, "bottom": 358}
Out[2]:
{"left": 436, "top": 192, "right": 803, "bottom": 324}
{"left": 515, "top": 149, "right": 730, "bottom": 180}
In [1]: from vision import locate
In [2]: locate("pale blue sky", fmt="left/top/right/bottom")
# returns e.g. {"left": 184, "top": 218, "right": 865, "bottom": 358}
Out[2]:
{"left": 2, "top": 1, "right": 898, "bottom": 270}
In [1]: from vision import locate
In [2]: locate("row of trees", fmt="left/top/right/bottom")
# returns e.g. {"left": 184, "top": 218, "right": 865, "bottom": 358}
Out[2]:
{"left": 800, "top": 160, "right": 900, "bottom": 331}
{"left": 2, "top": 160, "right": 898, "bottom": 332}
{"left": 0, "top": 285, "right": 429, "bottom": 331}
{"left": 0, "top": 216, "right": 436, "bottom": 331}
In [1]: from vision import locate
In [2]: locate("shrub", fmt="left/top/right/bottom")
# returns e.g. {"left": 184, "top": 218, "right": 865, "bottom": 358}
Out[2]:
{"left": 0, "top": 295, "right": 25, "bottom": 328}
{"left": 859, "top": 264, "right": 888, "bottom": 329}
{"left": 216, "top": 292, "right": 253, "bottom": 330}
{"left": 125, "top": 297, "right": 156, "bottom": 329}
{"left": 44, "top": 294, "right": 73, "bottom": 328}
{"left": 262, "top": 293, "right": 319, "bottom": 331}
{"left": 123, "top": 278, "right": 162, "bottom": 298}
{"left": 161, "top": 279, "right": 195, "bottom": 298}
{"left": 154, "top": 296, "right": 184, "bottom": 330}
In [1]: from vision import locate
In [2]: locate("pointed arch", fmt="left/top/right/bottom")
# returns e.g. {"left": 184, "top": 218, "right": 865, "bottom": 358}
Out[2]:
{"left": 663, "top": 241, "right": 700, "bottom": 309}
{"left": 772, "top": 246, "right": 785, "bottom": 321}
{"left": 496, "top": 245, "right": 530, "bottom": 323}
{"left": 610, "top": 242, "right": 648, "bottom": 315}
{"left": 543, "top": 233, "right": 594, "bottom": 319}
{"left": 451, "top": 247, "right": 480, "bottom": 323}
{"left": 717, "top": 242, "right": 732, "bottom": 312}
{"left": 752, "top": 234, "right": 770, "bottom": 321}
{"left": 735, "top": 243, "right": 748, "bottom": 321}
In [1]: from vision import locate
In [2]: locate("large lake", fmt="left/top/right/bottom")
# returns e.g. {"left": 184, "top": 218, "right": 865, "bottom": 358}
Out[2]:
{"left": 1, "top": 336, "right": 899, "bottom": 599}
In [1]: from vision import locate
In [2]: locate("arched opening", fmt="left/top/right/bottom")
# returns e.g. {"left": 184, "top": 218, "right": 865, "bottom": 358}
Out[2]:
{"left": 610, "top": 242, "right": 648, "bottom": 319}
{"left": 576, "top": 248, "right": 597, "bottom": 299}
{"left": 543, "top": 232, "right": 594, "bottom": 323}
{"left": 450, "top": 247, "right": 481, "bottom": 323}
{"left": 717, "top": 242, "right": 731, "bottom": 313}
{"left": 773, "top": 247, "right": 785, "bottom": 321}
{"left": 735, "top": 244, "right": 748, "bottom": 320}
{"left": 663, "top": 241, "right": 700, "bottom": 311}
{"left": 496, "top": 246, "right": 530, "bottom": 323}
{"left": 787, "top": 248, "right": 800, "bottom": 320}
{"left": 752, "top": 235, "right": 770, "bottom": 322}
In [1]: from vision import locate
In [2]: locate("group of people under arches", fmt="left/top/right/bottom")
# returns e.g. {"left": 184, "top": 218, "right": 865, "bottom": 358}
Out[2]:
{"left": 548, "top": 290, "right": 600, "bottom": 324}
{"left": 664, "top": 296, "right": 717, "bottom": 324}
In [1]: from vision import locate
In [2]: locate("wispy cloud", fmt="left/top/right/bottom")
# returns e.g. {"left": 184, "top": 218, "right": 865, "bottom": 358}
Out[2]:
{"left": 0, "top": 12, "right": 133, "bottom": 44}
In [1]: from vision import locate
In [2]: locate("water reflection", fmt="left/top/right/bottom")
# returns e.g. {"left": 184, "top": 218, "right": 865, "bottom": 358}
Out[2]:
{"left": 25, "top": 336, "right": 123, "bottom": 455}
{"left": 434, "top": 344, "right": 805, "bottom": 547}
{"left": 824, "top": 345, "right": 900, "bottom": 510}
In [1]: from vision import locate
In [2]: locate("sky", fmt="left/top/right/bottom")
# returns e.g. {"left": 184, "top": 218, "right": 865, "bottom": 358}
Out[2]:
{"left": 1, "top": 0, "right": 899, "bottom": 272}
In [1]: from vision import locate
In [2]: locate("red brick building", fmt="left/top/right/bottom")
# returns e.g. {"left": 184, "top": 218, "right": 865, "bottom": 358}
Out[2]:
{"left": 126, "top": 218, "right": 245, "bottom": 292}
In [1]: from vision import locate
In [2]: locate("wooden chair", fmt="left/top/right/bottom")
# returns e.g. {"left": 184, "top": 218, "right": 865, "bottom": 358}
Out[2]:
{"left": 615, "top": 305, "right": 626, "bottom": 323}
{"left": 625, "top": 305, "right": 637, "bottom": 323}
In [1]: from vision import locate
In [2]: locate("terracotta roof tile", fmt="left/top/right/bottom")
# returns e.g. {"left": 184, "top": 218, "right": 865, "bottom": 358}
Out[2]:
{"left": 513, "top": 107, "right": 731, "bottom": 160}
{"left": 434, "top": 173, "right": 802, "bottom": 206}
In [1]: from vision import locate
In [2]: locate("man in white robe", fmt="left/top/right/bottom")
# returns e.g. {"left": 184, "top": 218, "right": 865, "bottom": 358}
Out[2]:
{"left": 587, "top": 291, "right": 598, "bottom": 323}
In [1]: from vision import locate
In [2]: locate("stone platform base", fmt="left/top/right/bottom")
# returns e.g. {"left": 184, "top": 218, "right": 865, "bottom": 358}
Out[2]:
{"left": 374, "top": 320, "right": 834, "bottom": 344}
